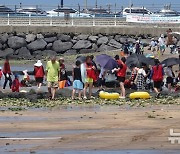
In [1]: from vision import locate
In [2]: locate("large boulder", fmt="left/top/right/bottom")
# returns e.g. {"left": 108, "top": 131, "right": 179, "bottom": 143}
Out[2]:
{"left": 108, "top": 39, "right": 122, "bottom": 49}
{"left": 43, "top": 33, "right": 57, "bottom": 38}
{"left": 26, "top": 34, "right": 36, "bottom": 43}
{"left": 97, "top": 36, "right": 109, "bottom": 45}
{"left": 0, "top": 33, "right": 9, "bottom": 44}
{"left": 73, "top": 40, "right": 92, "bottom": 50}
{"left": 41, "top": 50, "right": 57, "bottom": 57}
{"left": 16, "top": 47, "right": 32, "bottom": 59}
{"left": 108, "top": 35, "right": 114, "bottom": 40}
{"left": 8, "top": 36, "right": 26, "bottom": 49}
{"left": 36, "top": 33, "right": 44, "bottom": 39}
{"left": 27, "top": 39, "right": 47, "bottom": 51}
{"left": 97, "top": 44, "right": 116, "bottom": 52}
{"left": 71, "top": 39, "right": 78, "bottom": 44}
{"left": 128, "top": 38, "right": 136, "bottom": 44}
{"left": 79, "top": 49, "right": 96, "bottom": 54}
{"left": 64, "top": 49, "right": 77, "bottom": 55}
{"left": 88, "top": 36, "right": 98, "bottom": 43}
{"left": 58, "top": 34, "right": 71, "bottom": 42}
{"left": 92, "top": 43, "right": 98, "bottom": 50}
{"left": 0, "top": 43, "right": 2, "bottom": 50}
{"left": 17, "top": 33, "right": 26, "bottom": 38}
{"left": 44, "top": 37, "right": 57, "bottom": 43}
{"left": 119, "top": 37, "right": 128, "bottom": 44}
{"left": 0, "top": 48, "right": 14, "bottom": 58}
{"left": 114, "top": 35, "right": 121, "bottom": 42}
{"left": 33, "top": 50, "right": 57, "bottom": 59}
{"left": 77, "top": 34, "right": 89, "bottom": 40}
{"left": 53, "top": 40, "right": 73, "bottom": 53}
{"left": 46, "top": 43, "right": 53, "bottom": 50}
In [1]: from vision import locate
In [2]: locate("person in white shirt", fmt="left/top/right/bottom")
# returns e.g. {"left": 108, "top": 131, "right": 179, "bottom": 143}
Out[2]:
{"left": 150, "top": 38, "right": 157, "bottom": 53}
{"left": 135, "top": 63, "right": 147, "bottom": 91}
{"left": 158, "top": 34, "right": 166, "bottom": 55}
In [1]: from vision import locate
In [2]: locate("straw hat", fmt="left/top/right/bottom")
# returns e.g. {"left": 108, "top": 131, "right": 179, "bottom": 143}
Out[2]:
{"left": 34, "top": 60, "right": 43, "bottom": 67}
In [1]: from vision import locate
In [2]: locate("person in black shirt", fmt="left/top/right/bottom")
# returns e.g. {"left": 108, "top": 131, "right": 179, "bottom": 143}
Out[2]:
{"left": 72, "top": 61, "right": 83, "bottom": 100}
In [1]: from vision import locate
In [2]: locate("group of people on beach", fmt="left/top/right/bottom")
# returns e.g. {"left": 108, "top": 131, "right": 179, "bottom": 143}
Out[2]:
{"left": 0, "top": 54, "right": 179, "bottom": 100}
{"left": 0, "top": 30, "right": 180, "bottom": 100}
{"left": 149, "top": 29, "right": 179, "bottom": 56}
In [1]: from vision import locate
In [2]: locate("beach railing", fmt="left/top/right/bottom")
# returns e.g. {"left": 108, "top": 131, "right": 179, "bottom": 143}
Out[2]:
{"left": 0, "top": 14, "right": 180, "bottom": 27}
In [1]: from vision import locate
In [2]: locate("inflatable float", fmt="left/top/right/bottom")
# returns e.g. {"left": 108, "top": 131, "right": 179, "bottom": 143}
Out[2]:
{"left": 129, "top": 92, "right": 150, "bottom": 99}
{"left": 99, "top": 91, "right": 120, "bottom": 100}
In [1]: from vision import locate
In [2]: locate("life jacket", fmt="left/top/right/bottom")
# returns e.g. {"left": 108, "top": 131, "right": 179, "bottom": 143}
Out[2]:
{"left": 152, "top": 65, "right": 163, "bottom": 81}
{"left": 117, "top": 61, "right": 127, "bottom": 77}
{"left": 86, "top": 63, "right": 96, "bottom": 80}
{"left": 34, "top": 66, "right": 44, "bottom": 78}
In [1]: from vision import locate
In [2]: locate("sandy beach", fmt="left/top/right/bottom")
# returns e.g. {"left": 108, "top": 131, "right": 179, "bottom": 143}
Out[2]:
{"left": 0, "top": 104, "right": 180, "bottom": 153}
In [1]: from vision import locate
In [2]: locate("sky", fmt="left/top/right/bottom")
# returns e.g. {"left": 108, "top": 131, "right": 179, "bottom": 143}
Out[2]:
{"left": 1, "top": 0, "right": 180, "bottom": 11}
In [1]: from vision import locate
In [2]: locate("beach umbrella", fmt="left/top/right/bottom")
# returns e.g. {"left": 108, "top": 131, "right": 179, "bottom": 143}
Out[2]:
{"left": 96, "top": 54, "right": 118, "bottom": 70}
{"left": 76, "top": 56, "right": 86, "bottom": 64}
{"left": 161, "top": 58, "right": 180, "bottom": 67}
{"left": 126, "top": 54, "right": 149, "bottom": 68}
{"left": 146, "top": 57, "right": 155, "bottom": 66}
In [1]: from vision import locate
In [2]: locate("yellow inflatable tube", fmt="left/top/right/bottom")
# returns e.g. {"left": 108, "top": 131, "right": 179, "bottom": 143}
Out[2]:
{"left": 99, "top": 91, "right": 120, "bottom": 100}
{"left": 129, "top": 92, "right": 150, "bottom": 99}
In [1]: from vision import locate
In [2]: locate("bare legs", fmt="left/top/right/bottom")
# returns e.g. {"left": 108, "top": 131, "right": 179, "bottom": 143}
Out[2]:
{"left": 37, "top": 83, "right": 42, "bottom": 89}
{"left": 120, "top": 82, "right": 125, "bottom": 98}
{"left": 48, "top": 87, "right": 57, "bottom": 100}
{"left": 167, "top": 83, "right": 172, "bottom": 92}
{"left": 83, "top": 82, "right": 93, "bottom": 99}
{"left": 72, "top": 89, "right": 82, "bottom": 100}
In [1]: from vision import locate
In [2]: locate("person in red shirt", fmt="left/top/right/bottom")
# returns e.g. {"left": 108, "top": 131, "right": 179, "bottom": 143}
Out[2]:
{"left": 113, "top": 57, "right": 127, "bottom": 99}
{"left": 11, "top": 74, "right": 20, "bottom": 92}
{"left": 3, "top": 56, "right": 12, "bottom": 89}
{"left": 150, "top": 59, "right": 164, "bottom": 98}
{"left": 34, "top": 60, "right": 45, "bottom": 89}
{"left": 83, "top": 56, "right": 96, "bottom": 99}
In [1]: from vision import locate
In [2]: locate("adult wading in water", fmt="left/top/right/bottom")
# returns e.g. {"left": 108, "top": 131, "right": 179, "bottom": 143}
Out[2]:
{"left": 3, "top": 56, "right": 12, "bottom": 90}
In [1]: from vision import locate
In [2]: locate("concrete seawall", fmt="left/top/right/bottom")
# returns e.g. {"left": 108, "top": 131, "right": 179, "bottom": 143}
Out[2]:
{"left": 0, "top": 25, "right": 180, "bottom": 36}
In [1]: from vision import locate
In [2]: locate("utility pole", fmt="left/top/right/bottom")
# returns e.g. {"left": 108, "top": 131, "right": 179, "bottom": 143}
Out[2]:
{"left": 85, "top": 0, "right": 87, "bottom": 9}
{"left": 95, "top": 0, "right": 98, "bottom": 8}
{"left": 78, "top": 3, "right": 80, "bottom": 17}
{"left": 60, "top": 0, "right": 63, "bottom": 8}
{"left": 115, "top": 3, "right": 117, "bottom": 14}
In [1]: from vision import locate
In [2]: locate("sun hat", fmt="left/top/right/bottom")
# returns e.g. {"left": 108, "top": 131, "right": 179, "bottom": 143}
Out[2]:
{"left": 34, "top": 60, "right": 43, "bottom": 67}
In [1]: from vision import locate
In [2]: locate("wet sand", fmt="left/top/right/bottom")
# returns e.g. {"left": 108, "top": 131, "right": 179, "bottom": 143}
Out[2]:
{"left": 0, "top": 105, "right": 180, "bottom": 153}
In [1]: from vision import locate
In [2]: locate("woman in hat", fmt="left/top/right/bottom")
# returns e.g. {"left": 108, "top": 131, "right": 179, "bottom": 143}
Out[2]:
{"left": 34, "top": 60, "right": 45, "bottom": 89}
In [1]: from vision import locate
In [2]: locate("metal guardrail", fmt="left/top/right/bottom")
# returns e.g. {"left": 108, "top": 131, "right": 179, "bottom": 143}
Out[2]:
{"left": 0, "top": 15, "right": 180, "bottom": 27}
